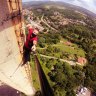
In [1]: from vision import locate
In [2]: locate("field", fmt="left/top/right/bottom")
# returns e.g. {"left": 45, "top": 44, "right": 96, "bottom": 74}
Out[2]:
{"left": 37, "top": 38, "right": 85, "bottom": 60}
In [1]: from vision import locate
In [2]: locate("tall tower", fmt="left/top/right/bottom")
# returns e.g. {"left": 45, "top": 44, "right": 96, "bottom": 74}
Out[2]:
{"left": 0, "top": 0, "right": 34, "bottom": 95}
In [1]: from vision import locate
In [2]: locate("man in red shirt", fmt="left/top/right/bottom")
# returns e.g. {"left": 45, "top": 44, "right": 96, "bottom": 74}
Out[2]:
{"left": 23, "top": 24, "right": 39, "bottom": 64}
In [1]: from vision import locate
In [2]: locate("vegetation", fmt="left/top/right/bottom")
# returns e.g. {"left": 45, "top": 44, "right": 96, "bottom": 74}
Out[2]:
{"left": 24, "top": 3, "right": 96, "bottom": 96}
{"left": 30, "top": 56, "right": 40, "bottom": 90}
{"left": 40, "top": 57, "right": 84, "bottom": 96}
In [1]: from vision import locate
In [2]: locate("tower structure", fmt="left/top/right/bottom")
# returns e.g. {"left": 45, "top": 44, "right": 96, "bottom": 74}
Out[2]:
{"left": 0, "top": 0, "right": 34, "bottom": 95}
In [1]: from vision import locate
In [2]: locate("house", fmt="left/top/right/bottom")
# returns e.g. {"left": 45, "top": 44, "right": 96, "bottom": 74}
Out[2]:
{"left": 77, "top": 57, "right": 87, "bottom": 64}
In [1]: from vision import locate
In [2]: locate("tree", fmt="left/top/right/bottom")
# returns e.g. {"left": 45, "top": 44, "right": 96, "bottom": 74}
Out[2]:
{"left": 66, "top": 90, "right": 75, "bottom": 96}
{"left": 39, "top": 43, "right": 45, "bottom": 48}
{"left": 48, "top": 62, "right": 83, "bottom": 95}
{"left": 46, "top": 45, "right": 53, "bottom": 53}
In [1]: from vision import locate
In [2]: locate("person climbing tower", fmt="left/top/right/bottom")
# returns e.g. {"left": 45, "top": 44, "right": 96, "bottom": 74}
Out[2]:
{"left": 23, "top": 24, "right": 39, "bottom": 65}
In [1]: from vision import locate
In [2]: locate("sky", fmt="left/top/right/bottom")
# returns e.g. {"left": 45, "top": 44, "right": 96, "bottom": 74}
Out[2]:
{"left": 22, "top": 0, "right": 96, "bottom": 14}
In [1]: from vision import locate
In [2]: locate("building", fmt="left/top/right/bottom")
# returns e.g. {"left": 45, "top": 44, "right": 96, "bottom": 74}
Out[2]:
{"left": 0, "top": 0, "right": 35, "bottom": 95}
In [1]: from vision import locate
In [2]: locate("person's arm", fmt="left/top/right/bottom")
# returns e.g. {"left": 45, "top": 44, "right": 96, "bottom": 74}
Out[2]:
{"left": 33, "top": 40, "right": 37, "bottom": 45}
{"left": 31, "top": 40, "right": 37, "bottom": 51}
{"left": 21, "top": 24, "right": 32, "bottom": 43}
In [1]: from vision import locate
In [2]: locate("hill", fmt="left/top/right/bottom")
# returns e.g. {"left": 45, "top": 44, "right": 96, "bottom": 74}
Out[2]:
{"left": 22, "top": 1, "right": 96, "bottom": 18}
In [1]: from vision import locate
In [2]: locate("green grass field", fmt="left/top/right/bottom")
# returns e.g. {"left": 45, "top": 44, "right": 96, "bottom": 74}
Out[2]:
{"left": 37, "top": 38, "right": 86, "bottom": 60}
{"left": 30, "top": 58, "right": 40, "bottom": 90}
{"left": 53, "top": 42, "right": 85, "bottom": 57}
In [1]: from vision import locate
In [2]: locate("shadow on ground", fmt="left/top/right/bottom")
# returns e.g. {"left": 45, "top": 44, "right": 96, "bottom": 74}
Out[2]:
{"left": 0, "top": 85, "right": 20, "bottom": 96}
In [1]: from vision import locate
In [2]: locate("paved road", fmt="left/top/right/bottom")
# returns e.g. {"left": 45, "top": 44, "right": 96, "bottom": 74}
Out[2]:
{"left": 41, "top": 15, "right": 58, "bottom": 31}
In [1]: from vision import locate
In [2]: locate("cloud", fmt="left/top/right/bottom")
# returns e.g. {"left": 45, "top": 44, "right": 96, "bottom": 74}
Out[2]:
{"left": 62, "top": 0, "right": 96, "bottom": 14}
{"left": 93, "top": 0, "right": 96, "bottom": 5}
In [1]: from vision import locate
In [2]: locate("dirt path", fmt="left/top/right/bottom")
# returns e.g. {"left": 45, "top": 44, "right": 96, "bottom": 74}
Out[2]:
{"left": 40, "top": 54, "right": 82, "bottom": 65}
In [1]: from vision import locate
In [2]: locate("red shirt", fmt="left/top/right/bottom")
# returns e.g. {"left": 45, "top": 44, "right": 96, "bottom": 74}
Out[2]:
{"left": 25, "top": 28, "right": 37, "bottom": 50}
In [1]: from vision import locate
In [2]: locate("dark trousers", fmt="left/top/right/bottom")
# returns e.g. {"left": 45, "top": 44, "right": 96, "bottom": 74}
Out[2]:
{"left": 23, "top": 46, "right": 31, "bottom": 64}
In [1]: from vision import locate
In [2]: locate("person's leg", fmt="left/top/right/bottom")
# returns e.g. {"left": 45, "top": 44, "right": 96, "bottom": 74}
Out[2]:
{"left": 22, "top": 46, "right": 30, "bottom": 65}
{"left": 27, "top": 51, "right": 31, "bottom": 65}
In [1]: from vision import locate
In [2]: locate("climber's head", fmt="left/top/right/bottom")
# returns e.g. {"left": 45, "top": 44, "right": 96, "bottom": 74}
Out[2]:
{"left": 26, "top": 24, "right": 32, "bottom": 29}
{"left": 32, "top": 28, "right": 39, "bottom": 36}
